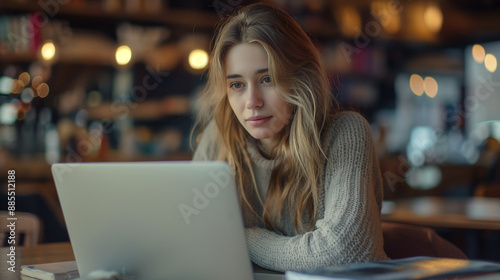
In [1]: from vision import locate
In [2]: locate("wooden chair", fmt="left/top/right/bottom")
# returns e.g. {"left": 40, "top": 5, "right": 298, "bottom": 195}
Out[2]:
{"left": 0, "top": 211, "right": 41, "bottom": 246}
{"left": 382, "top": 222, "right": 467, "bottom": 260}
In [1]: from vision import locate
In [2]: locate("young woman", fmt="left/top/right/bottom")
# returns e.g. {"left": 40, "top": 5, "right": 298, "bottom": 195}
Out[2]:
{"left": 192, "top": 3, "right": 388, "bottom": 272}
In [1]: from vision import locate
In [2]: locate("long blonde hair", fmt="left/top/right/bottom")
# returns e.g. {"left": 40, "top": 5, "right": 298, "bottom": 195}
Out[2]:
{"left": 195, "top": 3, "right": 338, "bottom": 233}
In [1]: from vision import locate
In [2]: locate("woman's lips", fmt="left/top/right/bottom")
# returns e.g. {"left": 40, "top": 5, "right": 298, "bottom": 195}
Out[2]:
{"left": 246, "top": 116, "right": 272, "bottom": 126}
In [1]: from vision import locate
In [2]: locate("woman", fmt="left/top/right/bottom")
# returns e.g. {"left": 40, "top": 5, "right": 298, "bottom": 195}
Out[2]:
{"left": 192, "top": 3, "right": 388, "bottom": 272}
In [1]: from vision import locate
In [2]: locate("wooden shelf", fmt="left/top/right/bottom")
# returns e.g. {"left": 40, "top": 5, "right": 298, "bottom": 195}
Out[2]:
{"left": 0, "top": 1, "right": 219, "bottom": 29}
{"left": 0, "top": 151, "right": 193, "bottom": 182}
{"left": 0, "top": 53, "right": 114, "bottom": 66}
{"left": 86, "top": 96, "right": 191, "bottom": 120}
{"left": 0, "top": 53, "right": 37, "bottom": 64}
{"left": 100, "top": 150, "right": 193, "bottom": 162}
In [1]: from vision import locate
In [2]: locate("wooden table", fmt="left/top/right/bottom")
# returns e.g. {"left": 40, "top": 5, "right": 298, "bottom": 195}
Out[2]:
{"left": 1, "top": 241, "right": 499, "bottom": 280}
{"left": 0, "top": 242, "right": 74, "bottom": 279}
{"left": 381, "top": 197, "right": 500, "bottom": 230}
{"left": 381, "top": 197, "right": 500, "bottom": 259}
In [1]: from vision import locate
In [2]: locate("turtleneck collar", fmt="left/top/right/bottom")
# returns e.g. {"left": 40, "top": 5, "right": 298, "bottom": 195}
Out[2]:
{"left": 246, "top": 139, "right": 278, "bottom": 171}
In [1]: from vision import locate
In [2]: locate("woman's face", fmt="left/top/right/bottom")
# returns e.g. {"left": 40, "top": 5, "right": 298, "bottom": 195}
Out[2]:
{"left": 225, "top": 43, "right": 293, "bottom": 149}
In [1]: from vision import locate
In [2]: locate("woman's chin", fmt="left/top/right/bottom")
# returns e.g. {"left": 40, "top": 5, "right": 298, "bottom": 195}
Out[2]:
{"left": 249, "top": 131, "right": 273, "bottom": 140}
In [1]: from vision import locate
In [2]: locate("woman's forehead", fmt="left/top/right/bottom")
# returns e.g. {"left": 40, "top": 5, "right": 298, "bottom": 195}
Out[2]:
{"left": 225, "top": 43, "right": 269, "bottom": 75}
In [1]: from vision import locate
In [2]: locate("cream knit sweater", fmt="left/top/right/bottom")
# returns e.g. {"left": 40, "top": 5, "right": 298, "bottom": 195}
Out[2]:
{"left": 192, "top": 111, "right": 389, "bottom": 272}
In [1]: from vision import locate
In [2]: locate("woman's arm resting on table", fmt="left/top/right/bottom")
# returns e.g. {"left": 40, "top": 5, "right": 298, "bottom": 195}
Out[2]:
{"left": 246, "top": 113, "right": 388, "bottom": 272}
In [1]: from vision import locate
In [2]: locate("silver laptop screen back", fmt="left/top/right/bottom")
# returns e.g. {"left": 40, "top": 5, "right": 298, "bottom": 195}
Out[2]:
{"left": 52, "top": 161, "right": 254, "bottom": 280}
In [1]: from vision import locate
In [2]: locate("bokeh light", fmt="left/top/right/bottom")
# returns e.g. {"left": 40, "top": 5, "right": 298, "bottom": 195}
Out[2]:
{"left": 0, "top": 103, "right": 18, "bottom": 125}
{"left": 188, "top": 49, "right": 208, "bottom": 70}
{"left": 485, "top": 53, "right": 497, "bottom": 73}
{"left": 18, "top": 72, "right": 30, "bottom": 87}
{"left": 424, "top": 4, "right": 443, "bottom": 33}
{"left": 0, "top": 76, "right": 14, "bottom": 95}
{"left": 116, "top": 45, "right": 132, "bottom": 65}
{"left": 20, "top": 88, "right": 35, "bottom": 103}
{"left": 409, "top": 74, "right": 424, "bottom": 96}
{"left": 37, "top": 83, "right": 50, "bottom": 98}
{"left": 31, "top": 76, "right": 43, "bottom": 90}
{"left": 424, "top": 76, "right": 438, "bottom": 98}
{"left": 472, "top": 44, "right": 486, "bottom": 64}
{"left": 11, "top": 80, "right": 23, "bottom": 94}
{"left": 41, "top": 40, "right": 56, "bottom": 61}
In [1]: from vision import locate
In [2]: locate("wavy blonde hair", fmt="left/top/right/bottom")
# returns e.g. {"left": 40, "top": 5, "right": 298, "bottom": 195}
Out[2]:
{"left": 194, "top": 3, "right": 338, "bottom": 233}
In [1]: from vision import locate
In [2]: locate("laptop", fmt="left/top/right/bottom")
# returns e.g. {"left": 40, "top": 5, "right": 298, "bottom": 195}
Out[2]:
{"left": 52, "top": 161, "right": 284, "bottom": 280}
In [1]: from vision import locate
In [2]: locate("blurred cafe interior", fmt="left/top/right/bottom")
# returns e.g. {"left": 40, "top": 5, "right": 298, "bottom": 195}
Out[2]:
{"left": 1, "top": 0, "right": 500, "bottom": 262}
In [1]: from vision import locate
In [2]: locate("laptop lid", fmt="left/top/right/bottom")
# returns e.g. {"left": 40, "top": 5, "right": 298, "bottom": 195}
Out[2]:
{"left": 52, "top": 161, "right": 254, "bottom": 280}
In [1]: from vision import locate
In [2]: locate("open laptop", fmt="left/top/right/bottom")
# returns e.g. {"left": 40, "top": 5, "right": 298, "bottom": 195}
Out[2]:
{"left": 52, "top": 161, "right": 284, "bottom": 280}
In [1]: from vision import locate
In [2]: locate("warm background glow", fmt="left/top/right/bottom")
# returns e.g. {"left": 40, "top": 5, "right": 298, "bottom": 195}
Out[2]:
{"left": 41, "top": 41, "right": 56, "bottom": 61}
{"left": 116, "top": 45, "right": 132, "bottom": 65}
{"left": 410, "top": 74, "right": 424, "bottom": 96}
{"left": 484, "top": 53, "right": 498, "bottom": 73}
{"left": 339, "top": 6, "right": 361, "bottom": 38}
{"left": 37, "top": 83, "right": 50, "bottom": 98}
{"left": 472, "top": 44, "right": 486, "bottom": 64}
{"left": 424, "top": 76, "right": 438, "bottom": 98}
{"left": 188, "top": 49, "right": 208, "bottom": 70}
{"left": 424, "top": 4, "right": 443, "bottom": 33}
{"left": 371, "top": 1, "right": 401, "bottom": 34}
{"left": 18, "top": 72, "right": 30, "bottom": 87}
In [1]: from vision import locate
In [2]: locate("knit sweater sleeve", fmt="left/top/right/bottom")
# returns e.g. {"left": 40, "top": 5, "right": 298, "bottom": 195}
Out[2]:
{"left": 245, "top": 112, "right": 388, "bottom": 272}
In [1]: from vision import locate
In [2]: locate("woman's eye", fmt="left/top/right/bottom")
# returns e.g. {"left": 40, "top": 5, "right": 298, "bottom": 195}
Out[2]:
{"left": 261, "top": 76, "right": 271, "bottom": 84}
{"left": 230, "top": 82, "right": 243, "bottom": 89}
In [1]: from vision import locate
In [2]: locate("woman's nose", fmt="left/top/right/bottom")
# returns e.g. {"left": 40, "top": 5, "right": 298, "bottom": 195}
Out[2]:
{"left": 246, "top": 84, "right": 263, "bottom": 109}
